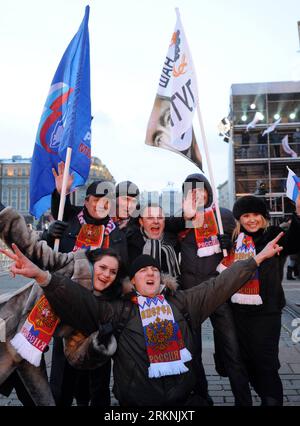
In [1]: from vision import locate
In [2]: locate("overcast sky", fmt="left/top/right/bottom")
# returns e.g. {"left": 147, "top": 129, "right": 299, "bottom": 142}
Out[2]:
{"left": 1, "top": 0, "right": 300, "bottom": 193}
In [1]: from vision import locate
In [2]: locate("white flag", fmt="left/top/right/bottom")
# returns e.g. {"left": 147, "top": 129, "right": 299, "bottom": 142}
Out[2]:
{"left": 145, "top": 10, "right": 202, "bottom": 169}
{"left": 262, "top": 118, "right": 281, "bottom": 137}
{"left": 282, "top": 135, "right": 297, "bottom": 158}
{"left": 246, "top": 112, "right": 263, "bottom": 131}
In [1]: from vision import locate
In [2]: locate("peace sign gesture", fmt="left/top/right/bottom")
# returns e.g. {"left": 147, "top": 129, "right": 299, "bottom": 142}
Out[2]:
{"left": 0, "top": 243, "right": 49, "bottom": 285}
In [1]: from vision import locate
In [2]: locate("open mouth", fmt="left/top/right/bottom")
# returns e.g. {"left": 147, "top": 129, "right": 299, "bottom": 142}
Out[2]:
{"left": 150, "top": 226, "right": 161, "bottom": 233}
{"left": 146, "top": 280, "right": 155, "bottom": 286}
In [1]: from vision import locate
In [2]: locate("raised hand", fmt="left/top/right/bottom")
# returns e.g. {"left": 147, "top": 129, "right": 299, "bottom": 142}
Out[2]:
{"left": 52, "top": 161, "right": 74, "bottom": 194}
{"left": 0, "top": 243, "right": 48, "bottom": 284}
{"left": 183, "top": 190, "right": 197, "bottom": 220}
{"left": 254, "top": 232, "right": 284, "bottom": 265}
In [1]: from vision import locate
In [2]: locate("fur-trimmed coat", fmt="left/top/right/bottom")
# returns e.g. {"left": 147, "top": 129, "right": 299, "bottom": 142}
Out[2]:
{"left": 0, "top": 206, "right": 119, "bottom": 404}
{"left": 42, "top": 258, "right": 258, "bottom": 406}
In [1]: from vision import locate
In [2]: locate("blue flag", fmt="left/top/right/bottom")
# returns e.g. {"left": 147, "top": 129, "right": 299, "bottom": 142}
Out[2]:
{"left": 30, "top": 5, "right": 91, "bottom": 218}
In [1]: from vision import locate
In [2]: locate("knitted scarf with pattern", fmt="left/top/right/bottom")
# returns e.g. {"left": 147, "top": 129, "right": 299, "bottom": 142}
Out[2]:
{"left": 10, "top": 213, "right": 116, "bottom": 367}
{"left": 217, "top": 232, "right": 262, "bottom": 305}
{"left": 135, "top": 294, "right": 192, "bottom": 378}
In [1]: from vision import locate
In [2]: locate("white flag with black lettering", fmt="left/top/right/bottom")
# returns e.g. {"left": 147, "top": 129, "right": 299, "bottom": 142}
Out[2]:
{"left": 145, "top": 11, "right": 202, "bottom": 169}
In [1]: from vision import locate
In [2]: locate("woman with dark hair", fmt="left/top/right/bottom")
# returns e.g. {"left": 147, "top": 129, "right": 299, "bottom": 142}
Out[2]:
{"left": 65, "top": 247, "right": 122, "bottom": 406}
{"left": 0, "top": 200, "right": 124, "bottom": 406}
{"left": 219, "top": 195, "right": 300, "bottom": 406}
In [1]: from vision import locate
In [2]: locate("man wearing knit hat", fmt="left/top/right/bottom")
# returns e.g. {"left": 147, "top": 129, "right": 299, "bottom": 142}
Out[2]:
{"left": 112, "top": 180, "right": 140, "bottom": 232}
{"left": 1, "top": 237, "right": 283, "bottom": 406}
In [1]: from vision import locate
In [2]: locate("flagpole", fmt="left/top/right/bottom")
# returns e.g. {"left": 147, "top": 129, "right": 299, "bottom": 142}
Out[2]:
{"left": 175, "top": 8, "right": 227, "bottom": 256}
{"left": 54, "top": 147, "right": 72, "bottom": 252}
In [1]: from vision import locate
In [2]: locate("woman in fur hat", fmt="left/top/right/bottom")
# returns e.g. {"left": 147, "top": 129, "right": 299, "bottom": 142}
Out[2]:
{"left": 218, "top": 194, "right": 300, "bottom": 406}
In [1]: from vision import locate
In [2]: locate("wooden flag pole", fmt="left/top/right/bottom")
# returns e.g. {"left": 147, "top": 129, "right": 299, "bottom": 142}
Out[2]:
{"left": 54, "top": 147, "right": 72, "bottom": 252}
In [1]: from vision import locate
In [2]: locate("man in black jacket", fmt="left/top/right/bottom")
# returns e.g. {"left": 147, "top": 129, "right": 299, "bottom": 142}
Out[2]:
{"left": 0, "top": 238, "right": 283, "bottom": 406}
{"left": 179, "top": 173, "right": 252, "bottom": 406}
{"left": 127, "top": 204, "right": 180, "bottom": 280}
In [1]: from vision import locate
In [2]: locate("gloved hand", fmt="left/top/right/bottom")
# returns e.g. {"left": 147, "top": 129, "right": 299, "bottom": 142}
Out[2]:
{"left": 217, "top": 234, "right": 232, "bottom": 251}
{"left": 47, "top": 220, "right": 68, "bottom": 239}
{"left": 97, "top": 322, "right": 114, "bottom": 347}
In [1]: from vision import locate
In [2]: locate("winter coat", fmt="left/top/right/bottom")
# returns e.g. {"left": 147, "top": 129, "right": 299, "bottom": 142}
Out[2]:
{"left": 42, "top": 257, "right": 257, "bottom": 406}
{"left": 0, "top": 206, "right": 117, "bottom": 400}
{"left": 50, "top": 190, "right": 128, "bottom": 269}
{"left": 179, "top": 174, "right": 236, "bottom": 288}
{"left": 0, "top": 281, "right": 55, "bottom": 405}
{"left": 0, "top": 205, "right": 98, "bottom": 290}
{"left": 126, "top": 227, "right": 180, "bottom": 275}
{"left": 230, "top": 214, "right": 300, "bottom": 315}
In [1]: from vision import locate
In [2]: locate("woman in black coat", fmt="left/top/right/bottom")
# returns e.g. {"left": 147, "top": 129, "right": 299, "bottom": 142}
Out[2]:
{"left": 225, "top": 195, "right": 300, "bottom": 406}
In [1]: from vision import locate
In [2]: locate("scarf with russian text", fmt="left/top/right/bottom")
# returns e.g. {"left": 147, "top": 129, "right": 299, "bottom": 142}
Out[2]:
{"left": 194, "top": 207, "right": 221, "bottom": 257}
{"left": 10, "top": 214, "right": 116, "bottom": 367}
{"left": 72, "top": 211, "right": 115, "bottom": 252}
{"left": 10, "top": 295, "right": 59, "bottom": 367}
{"left": 136, "top": 295, "right": 192, "bottom": 378}
{"left": 217, "top": 232, "right": 262, "bottom": 305}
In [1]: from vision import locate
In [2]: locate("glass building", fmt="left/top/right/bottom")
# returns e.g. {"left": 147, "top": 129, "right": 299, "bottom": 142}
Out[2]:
{"left": 229, "top": 81, "right": 300, "bottom": 222}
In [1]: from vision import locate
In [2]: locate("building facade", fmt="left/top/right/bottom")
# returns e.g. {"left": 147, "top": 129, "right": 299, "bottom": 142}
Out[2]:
{"left": 217, "top": 180, "right": 230, "bottom": 210}
{"left": 229, "top": 81, "right": 300, "bottom": 221}
{"left": 0, "top": 156, "right": 31, "bottom": 220}
{"left": 0, "top": 155, "right": 115, "bottom": 225}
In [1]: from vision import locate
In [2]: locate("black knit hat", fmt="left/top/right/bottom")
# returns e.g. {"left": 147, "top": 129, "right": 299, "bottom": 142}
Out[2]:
{"left": 233, "top": 196, "right": 269, "bottom": 220}
{"left": 86, "top": 180, "right": 115, "bottom": 198}
{"left": 116, "top": 180, "right": 140, "bottom": 198}
{"left": 129, "top": 255, "right": 161, "bottom": 280}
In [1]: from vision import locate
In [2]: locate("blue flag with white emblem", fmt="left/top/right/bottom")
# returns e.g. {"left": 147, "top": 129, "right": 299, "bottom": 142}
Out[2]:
{"left": 30, "top": 5, "right": 91, "bottom": 218}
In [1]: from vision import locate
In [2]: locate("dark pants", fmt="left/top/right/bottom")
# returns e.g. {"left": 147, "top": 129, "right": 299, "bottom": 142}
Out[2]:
{"left": 50, "top": 337, "right": 112, "bottom": 406}
{"left": 50, "top": 337, "right": 76, "bottom": 406}
{"left": 192, "top": 331, "right": 211, "bottom": 402}
{"left": 73, "top": 362, "right": 111, "bottom": 406}
{"left": 232, "top": 310, "right": 283, "bottom": 406}
{"left": 210, "top": 303, "right": 252, "bottom": 406}
{"left": 0, "top": 371, "right": 35, "bottom": 406}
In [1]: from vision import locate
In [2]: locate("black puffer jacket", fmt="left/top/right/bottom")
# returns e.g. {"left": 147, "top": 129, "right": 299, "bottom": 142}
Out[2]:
{"left": 180, "top": 174, "right": 236, "bottom": 289}
{"left": 43, "top": 258, "right": 257, "bottom": 406}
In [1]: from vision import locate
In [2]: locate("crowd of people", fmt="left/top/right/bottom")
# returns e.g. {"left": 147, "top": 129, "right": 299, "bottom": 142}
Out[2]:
{"left": 0, "top": 163, "right": 300, "bottom": 407}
